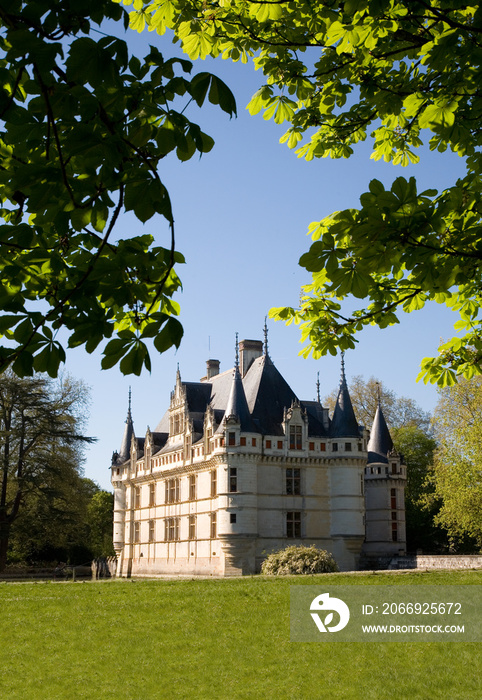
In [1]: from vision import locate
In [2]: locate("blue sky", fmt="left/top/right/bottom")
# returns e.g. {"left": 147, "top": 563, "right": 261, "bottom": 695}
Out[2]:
{"left": 76, "top": 23, "right": 467, "bottom": 490}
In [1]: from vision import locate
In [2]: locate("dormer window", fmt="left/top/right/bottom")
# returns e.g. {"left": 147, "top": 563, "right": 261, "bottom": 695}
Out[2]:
{"left": 171, "top": 412, "right": 184, "bottom": 435}
{"left": 289, "top": 425, "right": 302, "bottom": 450}
{"left": 206, "top": 427, "right": 213, "bottom": 454}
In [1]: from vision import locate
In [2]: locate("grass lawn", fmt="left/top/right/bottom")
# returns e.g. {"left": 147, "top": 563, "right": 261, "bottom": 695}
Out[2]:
{"left": 0, "top": 570, "right": 480, "bottom": 700}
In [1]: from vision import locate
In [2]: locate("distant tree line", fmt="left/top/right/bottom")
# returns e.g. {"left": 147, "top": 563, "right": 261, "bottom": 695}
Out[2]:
{"left": 0, "top": 372, "right": 113, "bottom": 571}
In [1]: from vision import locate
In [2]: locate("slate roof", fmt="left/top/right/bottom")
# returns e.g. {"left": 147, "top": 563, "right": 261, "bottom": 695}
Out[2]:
{"left": 243, "top": 355, "right": 299, "bottom": 435}
{"left": 330, "top": 359, "right": 360, "bottom": 438}
{"left": 303, "top": 401, "right": 329, "bottom": 437}
{"left": 367, "top": 404, "right": 393, "bottom": 464}
{"left": 124, "top": 344, "right": 362, "bottom": 451}
{"left": 223, "top": 365, "right": 256, "bottom": 432}
{"left": 116, "top": 404, "right": 134, "bottom": 464}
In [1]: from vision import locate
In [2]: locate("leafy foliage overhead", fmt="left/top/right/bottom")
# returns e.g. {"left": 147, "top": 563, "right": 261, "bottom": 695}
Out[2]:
{"left": 0, "top": 0, "right": 236, "bottom": 377}
{"left": 126, "top": 0, "right": 482, "bottom": 385}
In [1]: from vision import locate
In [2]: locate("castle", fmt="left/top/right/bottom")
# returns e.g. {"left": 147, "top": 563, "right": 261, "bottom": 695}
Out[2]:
{"left": 111, "top": 335, "right": 406, "bottom": 576}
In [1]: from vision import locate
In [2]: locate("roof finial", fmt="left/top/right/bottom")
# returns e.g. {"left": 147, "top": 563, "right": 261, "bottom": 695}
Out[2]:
{"left": 235, "top": 332, "right": 239, "bottom": 371}
{"left": 316, "top": 372, "right": 321, "bottom": 403}
{"left": 263, "top": 316, "right": 269, "bottom": 357}
{"left": 340, "top": 350, "right": 346, "bottom": 386}
{"left": 376, "top": 381, "right": 381, "bottom": 406}
{"left": 125, "top": 386, "right": 132, "bottom": 423}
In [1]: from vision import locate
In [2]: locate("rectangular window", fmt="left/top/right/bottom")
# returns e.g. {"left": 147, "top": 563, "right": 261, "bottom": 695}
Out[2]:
{"left": 166, "top": 478, "right": 180, "bottom": 504}
{"left": 289, "top": 425, "right": 302, "bottom": 450}
{"left": 134, "top": 486, "right": 141, "bottom": 509}
{"left": 240, "top": 437, "right": 246, "bottom": 446}
{"left": 171, "top": 518, "right": 177, "bottom": 541}
{"left": 230, "top": 513, "right": 236, "bottom": 524}
{"left": 392, "top": 463, "right": 397, "bottom": 474}
{"left": 148, "top": 519, "right": 155, "bottom": 542}
{"left": 391, "top": 488, "right": 397, "bottom": 510}
{"left": 211, "top": 469, "right": 217, "bottom": 497}
{"left": 252, "top": 438, "right": 257, "bottom": 447}
{"left": 392, "top": 522, "right": 398, "bottom": 542}
{"left": 165, "top": 517, "right": 180, "bottom": 542}
{"left": 286, "top": 468, "right": 301, "bottom": 495}
{"left": 277, "top": 440, "right": 283, "bottom": 449}
{"left": 229, "top": 467, "right": 237, "bottom": 493}
{"left": 206, "top": 428, "right": 212, "bottom": 454}
{"left": 188, "top": 514, "right": 196, "bottom": 540}
{"left": 266, "top": 439, "right": 272, "bottom": 449}
{"left": 286, "top": 511, "right": 301, "bottom": 538}
{"left": 210, "top": 512, "right": 217, "bottom": 539}
{"left": 332, "top": 442, "right": 338, "bottom": 452}
{"left": 345, "top": 442, "right": 352, "bottom": 452}
{"left": 228, "top": 431, "right": 236, "bottom": 446}
{"left": 189, "top": 474, "right": 196, "bottom": 501}
{"left": 320, "top": 442, "right": 326, "bottom": 452}
{"left": 149, "top": 483, "right": 155, "bottom": 507}
{"left": 309, "top": 442, "right": 315, "bottom": 451}
{"left": 134, "top": 521, "right": 140, "bottom": 543}
{"left": 358, "top": 442, "right": 363, "bottom": 452}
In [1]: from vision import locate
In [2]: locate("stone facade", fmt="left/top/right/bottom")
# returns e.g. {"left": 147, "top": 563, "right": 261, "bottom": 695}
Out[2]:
{"left": 111, "top": 339, "right": 403, "bottom": 576}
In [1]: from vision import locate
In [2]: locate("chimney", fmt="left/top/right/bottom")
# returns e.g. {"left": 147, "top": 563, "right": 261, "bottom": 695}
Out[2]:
{"left": 239, "top": 339, "right": 263, "bottom": 377}
{"left": 206, "top": 359, "right": 220, "bottom": 379}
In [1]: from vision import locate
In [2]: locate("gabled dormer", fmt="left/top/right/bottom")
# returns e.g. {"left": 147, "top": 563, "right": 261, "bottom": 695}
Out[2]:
{"left": 144, "top": 427, "right": 153, "bottom": 473}
{"left": 168, "top": 366, "right": 188, "bottom": 439}
{"left": 283, "top": 400, "right": 308, "bottom": 450}
{"left": 204, "top": 404, "right": 216, "bottom": 455}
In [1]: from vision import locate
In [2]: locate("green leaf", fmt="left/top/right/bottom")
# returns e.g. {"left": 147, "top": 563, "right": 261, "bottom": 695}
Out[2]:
{"left": 153, "top": 317, "right": 183, "bottom": 353}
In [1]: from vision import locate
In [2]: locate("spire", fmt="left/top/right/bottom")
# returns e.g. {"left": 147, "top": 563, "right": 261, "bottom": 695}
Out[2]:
{"left": 118, "top": 388, "right": 135, "bottom": 463}
{"left": 330, "top": 353, "right": 360, "bottom": 437}
{"left": 263, "top": 317, "right": 269, "bottom": 358}
{"left": 316, "top": 372, "right": 321, "bottom": 404}
{"left": 224, "top": 335, "right": 255, "bottom": 431}
{"left": 367, "top": 402, "right": 393, "bottom": 464}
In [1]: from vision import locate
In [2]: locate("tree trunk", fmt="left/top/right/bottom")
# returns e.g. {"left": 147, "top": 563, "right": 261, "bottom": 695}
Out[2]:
{"left": 0, "top": 519, "right": 10, "bottom": 573}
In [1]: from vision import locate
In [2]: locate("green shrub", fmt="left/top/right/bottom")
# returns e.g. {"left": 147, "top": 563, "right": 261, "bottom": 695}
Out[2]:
{"left": 261, "top": 545, "right": 339, "bottom": 575}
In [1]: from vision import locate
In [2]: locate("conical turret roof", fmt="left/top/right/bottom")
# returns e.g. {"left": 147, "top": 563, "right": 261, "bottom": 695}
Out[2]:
{"left": 223, "top": 336, "right": 256, "bottom": 431}
{"left": 118, "top": 389, "right": 135, "bottom": 463}
{"left": 367, "top": 402, "right": 393, "bottom": 464}
{"left": 330, "top": 354, "right": 360, "bottom": 438}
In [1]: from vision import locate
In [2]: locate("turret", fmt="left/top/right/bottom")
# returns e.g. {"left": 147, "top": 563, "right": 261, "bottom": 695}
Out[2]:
{"left": 115, "top": 387, "right": 135, "bottom": 465}
{"left": 111, "top": 390, "right": 135, "bottom": 574}
{"left": 223, "top": 334, "right": 255, "bottom": 433}
{"left": 329, "top": 354, "right": 366, "bottom": 569}
{"left": 363, "top": 397, "right": 407, "bottom": 559}
{"left": 331, "top": 353, "right": 360, "bottom": 438}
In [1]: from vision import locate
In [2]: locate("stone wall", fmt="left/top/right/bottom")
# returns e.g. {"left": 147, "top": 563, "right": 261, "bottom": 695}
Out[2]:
{"left": 392, "top": 554, "right": 482, "bottom": 570}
